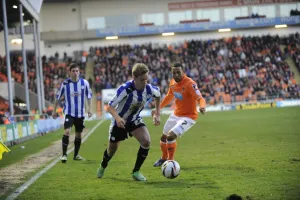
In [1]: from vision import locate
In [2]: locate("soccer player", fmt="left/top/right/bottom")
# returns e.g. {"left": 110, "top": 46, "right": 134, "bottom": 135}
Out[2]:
{"left": 96, "top": 63, "right": 161, "bottom": 181}
{"left": 152, "top": 63, "right": 206, "bottom": 167}
{"left": 52, "top": 63, "right": 92, "bottom": 163}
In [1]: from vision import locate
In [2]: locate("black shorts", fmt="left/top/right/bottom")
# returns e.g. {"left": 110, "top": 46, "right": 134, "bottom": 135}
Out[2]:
{"left": 64, "top": 114, "right": 85, "bottom": 133}
{"left": 109, "top": 118, "right": 146, "bottom": 143}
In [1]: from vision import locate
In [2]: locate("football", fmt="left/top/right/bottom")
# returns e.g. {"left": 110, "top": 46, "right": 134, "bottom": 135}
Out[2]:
{"left": 161, "top": 160, "right": 180, "bottom": 179}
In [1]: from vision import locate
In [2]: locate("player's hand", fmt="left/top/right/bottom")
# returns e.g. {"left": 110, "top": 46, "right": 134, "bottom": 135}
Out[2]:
{"left": 116, "top": 117, "right": 126, "bottom": 129}
{"left": 52, "top": 112, "right": 57, "bottom": 119}
{"left": 199, "top": 107, "right": 206, "bottom": 115}
{"left": 153, "top": 114, "right": 160, "bottom": 126}
{"left": 151, "top": 109, "right": 156, "bottom": 117}
{"left": 151, "top": 109, "right": 160, "bottom": 126}
{"left": 87, "top": 111, "right": 92, "bottom": 118}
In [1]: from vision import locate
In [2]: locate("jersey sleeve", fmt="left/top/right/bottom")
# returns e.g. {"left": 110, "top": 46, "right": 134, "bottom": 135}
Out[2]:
{"left": 56, "top": 82, "right": 65, "bottom": 100}
{"left": 159, "top": 87, "right": 174, "bottom": 109}
{"left": 188, "top": 82, "right": 202, "bottom": 102}
{"left": 150, "top": 85, "right": 161, "bottom": 98}
{"left": 85, "top": 80, "right": 92, "bottom": 99}
{"left": 108, "top": 84, "right": 128, "bottom": 107}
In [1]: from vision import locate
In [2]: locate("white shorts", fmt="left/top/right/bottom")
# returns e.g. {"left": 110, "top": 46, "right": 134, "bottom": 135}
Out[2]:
{"left": 163, "top": 113, "right": 196, "bottom": 137}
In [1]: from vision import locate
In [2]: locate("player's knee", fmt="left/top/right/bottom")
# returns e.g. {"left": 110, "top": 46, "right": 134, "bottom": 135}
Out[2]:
{"left": 108, "top": 143, "right": 118, "bottom": 156}
{"left": 160, "top": 134, "right": 167, "bottom": 142}
{"left": 75, "top": 132, "right": 82, "bottom": 138}
{"left": 108, "top": 148, "right": 117, "bottom": 157}
{"left": 141, "top": 139, "right": 150, "bottom": 148}
{"left": 167, "top": 133, "right": 177, "bottom": 141}
{"left": 64, "top": 129, "right": 71, "bottom": 135}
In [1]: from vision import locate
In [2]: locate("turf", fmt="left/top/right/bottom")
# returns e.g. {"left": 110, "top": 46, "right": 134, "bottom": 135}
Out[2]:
{"left": 0, "top": 120, "right": 98, "bottom": 168}
{"left": 5, "top": 107, "right": 300, "bottom": 200}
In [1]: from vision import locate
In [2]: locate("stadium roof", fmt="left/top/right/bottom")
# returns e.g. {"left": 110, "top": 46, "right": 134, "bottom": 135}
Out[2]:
{"left": 0, "top": 0, "right": 32, "bottom": 31}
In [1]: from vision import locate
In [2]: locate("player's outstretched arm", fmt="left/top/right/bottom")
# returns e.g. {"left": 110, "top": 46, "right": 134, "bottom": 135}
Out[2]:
{"left": 152, "top": 96, "right": 161, "bottom": 126}
{"left": 87, "top": 98, "right": 92, "bottom": 118}
{"left": 198, "top": 97, "right": 206, "bottom": 115}
{"left": 52, "top": 99, "right": 60, "bottom": 119}
{"left": 159, "top": 88, "right": 174, "bottom": 109}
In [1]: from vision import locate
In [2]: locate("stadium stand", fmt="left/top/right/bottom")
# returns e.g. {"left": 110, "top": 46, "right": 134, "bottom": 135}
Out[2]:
{"left": 1, "top": 33, "right": 299, "bottom": 121}
{"left": 90, "top": 34, "right": 300, "bottom": 109}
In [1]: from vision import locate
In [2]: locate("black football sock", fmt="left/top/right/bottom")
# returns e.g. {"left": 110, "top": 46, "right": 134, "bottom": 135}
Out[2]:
{"left": 101, "top": 149, "right": 112, "bottom": 168}
{"left": 62, "top": 135, "right": 69, "bottom": 156}
{"left": 133, "top": 146, "right": 149, "bottom": 173}
{"left": 74, "top": 137, "right": 82, "bottom": 157}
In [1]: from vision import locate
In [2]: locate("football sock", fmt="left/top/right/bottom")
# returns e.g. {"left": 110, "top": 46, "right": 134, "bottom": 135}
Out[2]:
{"left": 166, "top": 140, "right": 177, "bottom": 160}
{"left": 133, "top": 146, "right": 149, "bottom": 173}
{"left": 74, "top": 137, "right": 81, "bottom": 157}
{"left": 101, "top": 149, "right": 112, "bottom": 168}
{"left": 160, "top": 140, "right": 168, "bottom": 160}
{"left": 62, "top": 135, "right": 69, "bottom": 156}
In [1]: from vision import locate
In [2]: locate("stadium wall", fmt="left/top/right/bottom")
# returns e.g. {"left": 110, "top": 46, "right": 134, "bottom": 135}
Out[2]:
{"left": 39, "top": 0, "right": 299, "bottom": 32}
{"left": 40, "top": 0, "right": 177, "bottom": 32}
{"left": 0, "top": 27, "right": 298, "bottom": 57}
{"left": 0, "top": 34, "right": 45, "bottom": 56}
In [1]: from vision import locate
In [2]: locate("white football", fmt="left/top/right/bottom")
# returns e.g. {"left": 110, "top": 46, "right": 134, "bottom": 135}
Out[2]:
{"left": 161, "top": 160, "right": 180, "bottom": 179}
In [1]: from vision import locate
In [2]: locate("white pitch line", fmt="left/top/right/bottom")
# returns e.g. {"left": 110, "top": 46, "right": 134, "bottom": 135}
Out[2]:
{"left": 6, "top": 119, "right": 105, "bottom": 200}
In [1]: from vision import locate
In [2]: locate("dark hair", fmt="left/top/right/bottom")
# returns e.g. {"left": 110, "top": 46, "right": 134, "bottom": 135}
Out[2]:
{"left": 173, "top": 63, "right": 183, "bottom": 68}
{"left": 69, "top": 63, "right": 79, "bottom": 71}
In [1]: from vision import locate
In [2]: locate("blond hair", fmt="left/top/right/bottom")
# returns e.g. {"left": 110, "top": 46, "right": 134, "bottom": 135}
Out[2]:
{"left": 132, "top": 63, "right": 149, "bottom": 77}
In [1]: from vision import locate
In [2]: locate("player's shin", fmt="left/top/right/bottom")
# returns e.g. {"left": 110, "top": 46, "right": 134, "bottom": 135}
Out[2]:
{"left": 62, "top": 135, "right": 69, "bottom": 156}
{"left": 133, "top": 146, "right": 149, "bottom": 173}
{"left": 74, "top": 137, "right": 81, "bottom": 157}
{"left": 100, "top": 149, "right": 112, "bottom": 168}
{"left": 160, "top": 140, "right": 168, "bottom": 160}
{"left": 166, "top": 140, "right": 177, "bottom": 160}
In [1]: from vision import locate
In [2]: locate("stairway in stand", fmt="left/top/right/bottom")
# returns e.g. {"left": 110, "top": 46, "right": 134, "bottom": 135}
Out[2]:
{"left": 84, "top": 60, "right": 98, "bottom": 117}
{"left": 280, "top": 45, "right": 300, "bottom": 84}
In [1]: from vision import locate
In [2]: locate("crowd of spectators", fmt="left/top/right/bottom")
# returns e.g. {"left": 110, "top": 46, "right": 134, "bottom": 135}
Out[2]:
{"left": 0, "top": 52, "right": 86, "bottom": 103}
{"left": 0, "top": 33, "right": 300, "bottom": 122}
{"left": 0, "top": 51, "right": 86, "bottom": 123}
{"left": 90, "top": 33, "right": 300, "bottom": 107}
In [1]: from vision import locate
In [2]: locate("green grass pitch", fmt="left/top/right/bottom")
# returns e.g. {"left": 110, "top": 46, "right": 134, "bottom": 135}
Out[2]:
{"left": 5, "top": 107, "right": 300, "bottom": 200}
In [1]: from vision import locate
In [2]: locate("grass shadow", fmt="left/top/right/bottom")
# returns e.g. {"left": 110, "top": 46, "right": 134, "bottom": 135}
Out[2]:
{"left": 145, "top": 179, "right": 219, "bottom": 189}
{"left": 181, "top": 164, "right": 255, "bottom": 173}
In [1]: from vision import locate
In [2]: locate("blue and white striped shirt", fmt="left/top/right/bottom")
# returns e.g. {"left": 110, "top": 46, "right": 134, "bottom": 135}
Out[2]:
{"left": 56, "top": 78, "right": 92, "bottom": 118}
{"left": 108, "top": 80, "right": 160, "bottom": 124}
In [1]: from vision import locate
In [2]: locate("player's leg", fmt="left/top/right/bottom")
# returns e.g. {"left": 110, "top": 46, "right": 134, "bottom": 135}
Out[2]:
{"left": 61, "top": 115, "right": 74, "bottom": 163}
{"left": 166, "top": 131, "right": 177, "bottom": 160}
{"left": 153, "top": 134, "right": 168, "bottom": 167}
{"left": 166, "top": 117, "right": 196, "bottom": 160}
{"left": 97, "top": 141, "right": 120, "bottom": 178}
{"left": 97, "top": 124, "right": 126, "bottom": 178}
{"left": 73, "top": 117, "right": 85, "bottom": 160}
{"left": 153, "top": 114, "right": 177, "bottom": 167}
{"left": 130, "top": 125, "right": 150, "bottom": 181}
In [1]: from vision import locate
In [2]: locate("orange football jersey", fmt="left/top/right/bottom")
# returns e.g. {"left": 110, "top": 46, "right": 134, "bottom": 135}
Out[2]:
{"left": 160, "top": 75, "right": 205, "bottom": 120}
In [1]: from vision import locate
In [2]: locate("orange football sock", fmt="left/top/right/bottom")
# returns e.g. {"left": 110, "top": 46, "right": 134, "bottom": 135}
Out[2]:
{"left": 166, "top": 140, "right": 177, "bottom": 160}
{"left": 160, "top": 141, "right": 168, "bottom": 160}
